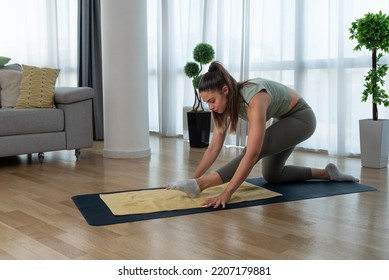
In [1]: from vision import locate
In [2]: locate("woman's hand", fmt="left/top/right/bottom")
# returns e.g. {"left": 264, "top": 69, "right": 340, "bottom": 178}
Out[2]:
{"left": 203, "top": 190, "right": 232, "bottom": 208}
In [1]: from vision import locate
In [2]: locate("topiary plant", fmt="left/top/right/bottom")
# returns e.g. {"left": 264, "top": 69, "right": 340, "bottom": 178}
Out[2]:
{"left": 184, "top": 43, "right": 215, "bottom": 111}
{"left": 349, "top": 11, "right": 389, "bottom": 120}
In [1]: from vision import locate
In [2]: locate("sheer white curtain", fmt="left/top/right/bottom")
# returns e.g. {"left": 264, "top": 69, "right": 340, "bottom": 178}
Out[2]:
{"left": 148, "top": 0, "right": 389, "bottom": 156}
{"left": 0, "top": 0, "right": 77, "bottom": 86}
{"left": 299, "top": 0, "right": 389, "bottom": 155}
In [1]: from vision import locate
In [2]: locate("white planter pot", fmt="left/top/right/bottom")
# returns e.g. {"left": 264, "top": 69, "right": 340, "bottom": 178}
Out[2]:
{"left": 359, "top": 119, "right": 389, "bottom": 168}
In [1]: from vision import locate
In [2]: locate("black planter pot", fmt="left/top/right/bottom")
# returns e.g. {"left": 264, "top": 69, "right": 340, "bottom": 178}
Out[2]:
{"left": 187, "top": 111, "right": 211, "bottom": 148}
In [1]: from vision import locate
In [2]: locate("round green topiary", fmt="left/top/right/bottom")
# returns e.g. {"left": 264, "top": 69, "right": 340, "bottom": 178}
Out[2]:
{"left": 184, "top": 62, "right": 200, "bottom": 78}
{"left": 192, "top": 74, "right": 203, "bottom": 89}
{"left": 184, "top": 42, "right": 215, "bottom": 111}
{"left": 193, "top": 43, "right": 215, "bottom": 65}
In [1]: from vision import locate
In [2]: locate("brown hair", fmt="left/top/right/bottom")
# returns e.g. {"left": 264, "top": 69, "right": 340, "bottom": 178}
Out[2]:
{"left": 199, "top": 61, "right": 250, "bottom": 133}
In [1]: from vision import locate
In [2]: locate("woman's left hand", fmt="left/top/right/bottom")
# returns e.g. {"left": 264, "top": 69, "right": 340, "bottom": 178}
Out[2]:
{"left": 203, "top": 191, "right": 232, "bottom": 208}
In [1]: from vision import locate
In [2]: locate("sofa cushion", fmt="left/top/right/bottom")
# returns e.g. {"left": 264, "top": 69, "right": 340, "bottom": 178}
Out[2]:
{"left": 15, "top": 65, "right": 60, "bottom": 109}
{"left": 0, "top": 108, "right": 64, "bottom": 136}
{"left": 0, "top": 70, "right": 22, "bottom": 108}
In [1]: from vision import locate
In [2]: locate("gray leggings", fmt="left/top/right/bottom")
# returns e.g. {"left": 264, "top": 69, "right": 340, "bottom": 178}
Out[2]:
{"left": 216, "top": 99, "right": 317, "bottom": 183}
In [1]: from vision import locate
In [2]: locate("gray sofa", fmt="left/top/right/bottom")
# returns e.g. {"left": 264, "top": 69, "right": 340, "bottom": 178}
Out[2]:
{"left": 0, "top": 65, "right": 94, "bottom": 162}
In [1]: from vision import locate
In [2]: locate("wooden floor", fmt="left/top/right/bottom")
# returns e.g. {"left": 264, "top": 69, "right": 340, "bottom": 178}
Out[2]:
{"left": 0, "top": 134, "right": 388, "bottom": 260}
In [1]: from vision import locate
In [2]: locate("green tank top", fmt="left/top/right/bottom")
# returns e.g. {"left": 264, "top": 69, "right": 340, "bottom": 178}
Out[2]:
{"left": 239, "top": 78, "right": 291, "bottom": 121}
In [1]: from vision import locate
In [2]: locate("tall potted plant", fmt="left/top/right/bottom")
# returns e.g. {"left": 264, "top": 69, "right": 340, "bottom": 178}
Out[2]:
{"left": 350, "top": 11, "right": 389, "bottom": 168}
{"left": 184, "top": 43, "right": 215, "bottom": 148}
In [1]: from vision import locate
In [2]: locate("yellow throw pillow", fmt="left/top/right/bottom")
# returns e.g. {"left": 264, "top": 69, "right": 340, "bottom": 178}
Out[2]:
{"left": 15, "top": 64, "right": 60, "bottom": 109}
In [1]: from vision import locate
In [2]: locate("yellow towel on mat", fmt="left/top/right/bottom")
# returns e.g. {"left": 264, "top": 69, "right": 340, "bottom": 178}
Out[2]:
{"left": 100, "top": 182, "right": 282, "bottom": 216}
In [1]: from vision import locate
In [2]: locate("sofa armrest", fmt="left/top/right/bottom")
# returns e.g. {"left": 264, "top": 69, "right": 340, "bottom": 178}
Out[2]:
{"left": 54, "top": 87, "right": 93, "bottom": 104}
{"left": 54, "top": 87, "right": 94, "bottom": 150}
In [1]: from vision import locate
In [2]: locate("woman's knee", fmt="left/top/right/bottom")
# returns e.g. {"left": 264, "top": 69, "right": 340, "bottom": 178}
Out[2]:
{"left": 262, "top": 171, "right": 282, "bottom": 183}
{"left": 262, "top": 165, "right": 283, "bottom": 183}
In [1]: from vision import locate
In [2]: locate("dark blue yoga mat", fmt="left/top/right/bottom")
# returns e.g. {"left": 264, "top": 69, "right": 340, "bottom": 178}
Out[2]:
{"left": 72, "top": 178, "right": 376, "bottom": 226}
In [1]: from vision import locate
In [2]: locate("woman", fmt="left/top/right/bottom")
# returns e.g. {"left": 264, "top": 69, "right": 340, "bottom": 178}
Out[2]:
{"left": 166, "top": 61, "right": 358, "bottom": 208}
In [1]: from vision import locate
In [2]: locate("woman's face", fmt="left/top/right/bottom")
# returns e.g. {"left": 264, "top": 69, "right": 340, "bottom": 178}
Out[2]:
{"left": 199, "top": 86, "right": 229, "bottom": 114}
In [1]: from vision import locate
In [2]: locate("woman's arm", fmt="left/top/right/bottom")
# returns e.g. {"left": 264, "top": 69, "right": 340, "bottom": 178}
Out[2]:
{"left": 204, "top": 91, "right": 271, "bottom": 208}
{"left": 192, "top": 125, "right": 227, "bottom": 179}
